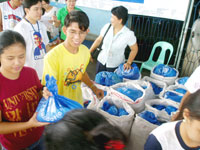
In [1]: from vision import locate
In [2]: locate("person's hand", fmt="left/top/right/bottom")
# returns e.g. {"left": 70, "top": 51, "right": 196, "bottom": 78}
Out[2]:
{"left": 52, "top": 15, "right": 57, "bottom": 22}
{"left": 43, "top": 87, "right": 53, "bottom": 100}
{"left": 48, "top": 20, "right": 54, "bottom": 24}
{"left": 91, "top": 85, "right": 104, "bottom": 100}
{"left": 90, "top": 56, "right": 94, "bottom": 63}
{"left": 28, "top": 112, "right": 50, "bottom": 128}
{"left": 123, "top": 62, "right": 132, "bottom": 70}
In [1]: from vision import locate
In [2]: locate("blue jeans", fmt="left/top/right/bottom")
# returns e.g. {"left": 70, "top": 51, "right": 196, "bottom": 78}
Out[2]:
{"left": 1, "top": 136, "right": 45, "bottom": 150}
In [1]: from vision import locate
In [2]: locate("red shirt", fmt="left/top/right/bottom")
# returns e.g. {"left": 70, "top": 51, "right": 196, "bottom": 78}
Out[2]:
{"left": 0, "top": 67, "right": 44, "bottom": 150}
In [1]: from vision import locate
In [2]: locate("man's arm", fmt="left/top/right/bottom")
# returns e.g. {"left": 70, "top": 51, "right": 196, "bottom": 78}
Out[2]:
{"left": 81, "top": 72, "right": 104, "bottom": 99}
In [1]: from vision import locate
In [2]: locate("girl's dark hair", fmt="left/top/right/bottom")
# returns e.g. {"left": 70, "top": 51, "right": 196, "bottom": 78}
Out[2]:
{"left": 23, "top": 0, "right": 42, "bottom": 14}
{"left": 64, "top": 10, "right": 89, "bottom": 31}
{"left": 0, "top": 30, "right": 26, "bottom": 55}
{"left": 45, "top": 109, "right": 126, "bottom": 150}
{"left": 173, "top": 89, "right": 200, "bottom": 121}
{"left": 42, "top": 0, "right": 50, "bottom": 4}
{"left": 111, "top": 6, "right": 128, "bottom": 25}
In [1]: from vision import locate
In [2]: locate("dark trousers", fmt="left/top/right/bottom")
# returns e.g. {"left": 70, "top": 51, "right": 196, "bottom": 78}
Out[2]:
{"left": 96, "top": 61, "right": 117, "bottom": 74}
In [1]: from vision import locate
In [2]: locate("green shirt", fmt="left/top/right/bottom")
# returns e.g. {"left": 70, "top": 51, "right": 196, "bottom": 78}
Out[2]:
{"left": 57, "top": 6, "right": 81, "bottom": 40}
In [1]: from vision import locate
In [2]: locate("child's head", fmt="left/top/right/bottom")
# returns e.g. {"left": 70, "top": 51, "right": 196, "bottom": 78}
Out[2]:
{"left": 174, "top": 90, "right": 200, "bottom": 121}
{"left": 23, "top": 0, "right": 43, "bottom": 22}
{"left": 174, "top": 90, "right": 200, "bottom": 144}
{"left": 66, "top": 0, "right": 77, "bottom": 11}
{"left": 42, "top": 0, "right": 50, "bottom": 4}
{"left": 0, "top": 30, "right": 26, "bottom": 78}
{"left": 45, "top": 109, "right": 126, "bottom": 150}
{"left": 111, "top": 6, "right": 128, "bottom": 25}
{"left": 11, "top": 0, "right": 24, "bottom": 7}
{"left": 64, "top": 10, "right": 89, "bottom": 32}
{"left": 180, "top": 90, "right": 200, "bottom": 120}
{"left": 63, "top": 10, "right": 89, "bottom": 48}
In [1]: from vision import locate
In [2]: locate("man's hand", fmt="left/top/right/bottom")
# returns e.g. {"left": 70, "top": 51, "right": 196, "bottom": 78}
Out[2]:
{"left": 91, "top": 85, "right": 104, "bottom": 100}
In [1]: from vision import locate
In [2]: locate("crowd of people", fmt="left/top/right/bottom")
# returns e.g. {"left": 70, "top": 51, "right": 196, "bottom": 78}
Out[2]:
{"left": 0, "top": 0, "right": 200, "bottom": 150}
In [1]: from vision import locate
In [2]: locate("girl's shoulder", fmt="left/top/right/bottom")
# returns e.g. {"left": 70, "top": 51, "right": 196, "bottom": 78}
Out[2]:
{"left": 21, "top": 66, "right": 37, "bottom": 76}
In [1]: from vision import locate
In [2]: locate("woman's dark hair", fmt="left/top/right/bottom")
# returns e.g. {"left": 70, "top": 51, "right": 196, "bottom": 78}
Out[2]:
{"left": 64, "top": 10, "right": 89, "bottom": 31}
{"left": 111, "top": 6, "right": 128, "bottom": 25}
{"left": 42, "top": 0, "right": 50, "bottom": 4}
{"left": 23, "top": 0, "right": 42, "bottom": 14}
{"left": 0, "top": 30, "right": 26, "bottom": 55}
{"left": 173, "top": 89, "right": 200, "bottom": 121}
{"left": 45, "top": 109, "right": 126, "bottom": 150}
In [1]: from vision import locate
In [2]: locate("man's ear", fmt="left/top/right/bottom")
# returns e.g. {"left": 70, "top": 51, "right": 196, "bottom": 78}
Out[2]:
{"left": 62, "top": 26, "right": 67, "bottom": 35}
{"left": 24, "top": 8, "right": 29, "bottom": 15}
{"left": 86, "top": 28, "right": 90, "bottom": 34}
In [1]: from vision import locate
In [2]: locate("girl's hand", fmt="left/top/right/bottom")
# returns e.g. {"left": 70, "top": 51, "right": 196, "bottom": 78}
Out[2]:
{"left": 28, "top": 113, "right": 50, "bottom": 128}
{"left": 43, "top": 87, "right": 53, "bottom": 100}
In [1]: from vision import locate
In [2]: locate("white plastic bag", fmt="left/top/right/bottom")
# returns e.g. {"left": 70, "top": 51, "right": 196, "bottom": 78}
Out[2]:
{"left": 126, "top": 114, "right": 158, "bottom": 150}
{"left": 110, "top": 82, "right": 145, "bottom": 113}
{"left": 150, "top": 66, "right": 179, "bottom": 85}
{"left": 145, "top": 99, "right": 179, "bottom": 122}
{"left": 96, "top": 95, "right": 135, "bottom": 136}
{"left": 142, "top": 76, "right": 167, "bottom": 97}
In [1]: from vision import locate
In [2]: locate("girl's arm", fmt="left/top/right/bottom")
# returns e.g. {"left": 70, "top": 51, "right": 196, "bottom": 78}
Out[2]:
{"left": 0, "top": 111, "right": 49, "bottom": 134}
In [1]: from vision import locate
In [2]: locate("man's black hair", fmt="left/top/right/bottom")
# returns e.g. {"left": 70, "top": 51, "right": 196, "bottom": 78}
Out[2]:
{"left": 64, "top": 10, "right": 89, "bottom": 31}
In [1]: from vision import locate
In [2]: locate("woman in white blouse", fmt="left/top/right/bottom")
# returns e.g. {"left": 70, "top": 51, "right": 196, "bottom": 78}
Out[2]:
{"left": 90, "top": 6, "right": 138, "bottom": 74}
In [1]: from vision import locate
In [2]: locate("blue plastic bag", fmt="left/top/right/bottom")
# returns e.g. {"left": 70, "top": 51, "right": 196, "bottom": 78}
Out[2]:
{"left": 152, "top": 104, "right": 166, "bottom": 110}
{"left": 152, "top": 104, "right": 177, "bottom": 115}
{"left": 153, "top": 64, "right": 177, "bottom": 77}
{"left": 102, "top": 101, "right": 128, "bottom": 116}
{"left": 115, "top": 63, "right": 140, "bottom": 80}
{"left": 150, "top": 82, "right": 163, "bottom": 95}
{"left": 174, "top": 88, "right": 187, "bottom": 95}
{"left": 118, "top": 108, "right": 129, "bottom": 116}
{"left": 177, "top": 77, "right": 189, "bottom": 85}
{"left": 107, "top": 105, "right": 118, "bottom": 116}
{"left": 36, "top": 75, "right": 83, "bottom": 123}
{"left": 165, "top": 105, "right": 177, "bottom": 115}
{"left": 116, "top": 87, "right": 143, "bottom": 101}
{"left": 102, "top": 101, "right": 111, "bottom": 111}
{"left": 163, "top": 91, "right": 183, "bottom": 103}
{"left": 139, "top": 111, "right": 161, "bottom": 125}
{"left": 95, "top": 71, "right": 123, "bottom": 86}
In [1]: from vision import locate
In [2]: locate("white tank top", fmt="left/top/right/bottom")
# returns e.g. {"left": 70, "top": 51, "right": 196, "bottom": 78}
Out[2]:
{"left": 0, "top": 1, "right": 24, "bottom": 30}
